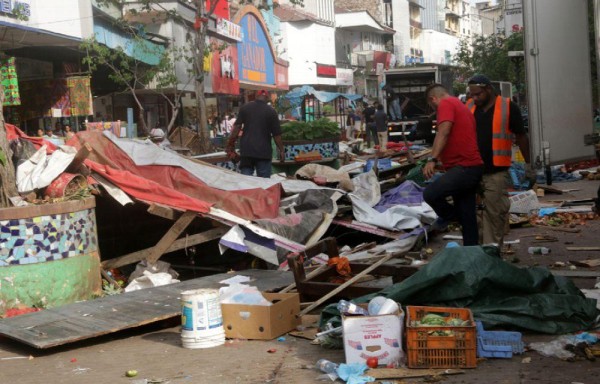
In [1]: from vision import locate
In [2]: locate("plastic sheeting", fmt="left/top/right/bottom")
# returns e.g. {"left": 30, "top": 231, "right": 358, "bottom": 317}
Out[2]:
{"left": 295, "top": 163, "right": 354, "bottom": 192}
{"left": 374, "top": 181, "right": 425, "bottom": 212}
{"left": 16, "top": 145, "right": 77, "bottom": 193}
{"left": 349, "top": 194, "right": 436, "bottom": 231}
{"left": 67, "top": 131, "right": 281, "bottom": 220}
{"left": 321, "top": 246, "right": 600, "bottom": 334}
{"left": 283, "top": 85, "right": 362, "bottom": 106}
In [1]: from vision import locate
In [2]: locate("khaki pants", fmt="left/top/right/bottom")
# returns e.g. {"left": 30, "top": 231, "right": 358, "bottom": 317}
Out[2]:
{"left": 377, "top": 131, "right": 388, "bottom": 150}
{"left": 479, "top": 170, "right": 511, "bottom": 246}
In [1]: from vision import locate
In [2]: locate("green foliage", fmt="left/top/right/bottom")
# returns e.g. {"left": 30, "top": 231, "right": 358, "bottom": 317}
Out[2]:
{"left": 281, "top": 118, "right": 340, "bottom": 141}
{"left": 453, "top": 32, "right": 524, "bottom": 87}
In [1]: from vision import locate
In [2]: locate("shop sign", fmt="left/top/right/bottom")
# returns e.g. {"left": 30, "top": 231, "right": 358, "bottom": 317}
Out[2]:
{"left": 0, "top": 0, "right": 30, "bottom": 17}
{"left": 211, "top": 37, "right": 240, "bottom": 95}
{"left": 275, "top": 63, "right": 288, "bottom": 90}
{"left": 238, "top": 14, "right": 275, "bottom": 85}
{"left": 316, "top": 64, "right": 336, "bottom": 78}
{"left": 336, "top": 68, "right": 353, "bottom": 86}
{"left": 216, "top": 18, "right": 242, "bottom": 41}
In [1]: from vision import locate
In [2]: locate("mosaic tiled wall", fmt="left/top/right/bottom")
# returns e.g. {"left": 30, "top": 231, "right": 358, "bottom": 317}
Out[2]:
{"left": 283, "top": 141, "right": 340, "bottom": 161}
{"left": 0, "top": 208, "right": 98, "bottom": 267}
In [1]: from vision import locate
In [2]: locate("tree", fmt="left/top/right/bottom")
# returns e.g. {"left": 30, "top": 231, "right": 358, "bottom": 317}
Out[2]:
{"left": 82, "top": 32, "right": 193, "bottom": 135}
{"left": 453, "top": 31, "right": 524, "bottom": 94}
{"left": 95, "top": 0, "right": 304, "bottom": 152}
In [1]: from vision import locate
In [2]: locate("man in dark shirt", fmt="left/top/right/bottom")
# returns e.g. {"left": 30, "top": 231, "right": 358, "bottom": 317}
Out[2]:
{"left": 374, "top": 104, "right": 388, "bottom": 150}
{"left": 467, "top": 74, "right": 533, "bottom": 246}
{"left": 228, "top": 90, "right": 284, "bottom": 178}
{"left": 362, "top": 101, "right": 378, "bottom": 148}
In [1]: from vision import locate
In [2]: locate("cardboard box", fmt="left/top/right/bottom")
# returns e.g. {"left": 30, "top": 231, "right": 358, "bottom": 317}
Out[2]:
{"left": 342, "top": 305, "right": 405, "bottom": 366}
{"left": 221, "top": 292, "right": 300, "bottom": 340}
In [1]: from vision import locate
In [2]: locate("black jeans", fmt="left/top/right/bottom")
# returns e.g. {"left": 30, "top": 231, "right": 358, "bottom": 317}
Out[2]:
{"left": 423, "top": 165, "right": 483, "bottom": 246}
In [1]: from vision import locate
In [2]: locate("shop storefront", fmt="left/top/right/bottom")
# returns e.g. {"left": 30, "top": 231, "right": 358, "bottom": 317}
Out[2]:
{"left": 233, "top": 6, "right": 289, "bottom": 102}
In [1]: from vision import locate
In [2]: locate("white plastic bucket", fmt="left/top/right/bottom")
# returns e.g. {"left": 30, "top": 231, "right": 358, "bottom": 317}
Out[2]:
{"left": 181, "top": 289, "right": 225, "bottom": 349}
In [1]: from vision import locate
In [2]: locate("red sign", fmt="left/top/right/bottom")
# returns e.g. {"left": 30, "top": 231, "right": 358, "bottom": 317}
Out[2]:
{"left": 210, "top": 37, "right": 240, "bottom": 95}
{"left": 316, "top": 64, "right": 336, "bottom": 78}
{"left": 206, "top": 0, "right": 229, "bottom": 20}
{"left": 275, "top": 63, "right": 289, "bottom": 90}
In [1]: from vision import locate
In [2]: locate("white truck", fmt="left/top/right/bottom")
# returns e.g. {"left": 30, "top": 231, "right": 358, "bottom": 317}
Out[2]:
{"left": 523, "top": 0, "right": 597, "bottom": 168}
{"left": 381, "top": 65, "right": 454, "bottom": 143}
{"left": 381, "top": 64, "right": 454, "bottom": 118}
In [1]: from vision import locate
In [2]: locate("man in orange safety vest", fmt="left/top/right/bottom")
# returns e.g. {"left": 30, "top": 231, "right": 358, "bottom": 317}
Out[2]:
{"left": 467, "top": 74, "right": 535, "bottom": 247}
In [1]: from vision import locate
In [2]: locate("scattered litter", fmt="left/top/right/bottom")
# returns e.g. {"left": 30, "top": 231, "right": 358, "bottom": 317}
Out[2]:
{"left": 267, "top": 349, "right": 277, "bottom": 353}
{"left": 124, "top": 271, "right": 180, "bottom": 292}
{"left": 530, "top": 335, "right": 577, "bottom": 360}
{"left": 72, "top": 367, "right": 91, "bottom": 375}
{"left": 528, "top": 247, "right": 551, "bottom": 255}
{"left": 70, "top": 358, "right": 77, "bottom": 363}
{"left": 521, "top": 357, "right": 531, "bottom": 364}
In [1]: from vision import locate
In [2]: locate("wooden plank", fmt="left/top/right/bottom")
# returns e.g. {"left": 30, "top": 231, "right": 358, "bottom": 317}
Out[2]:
{"left": 65, "top": 142, "right": 92, "bottom": 174}
{"left": 566, "top": 247, "right": 600, "bottom": 251}
{"left": 367, "top": 368, "right": 464, "bottom": 380}
{"left": 146, "top": 211, "right": 197, "bottom": 265}
{"left": 0, "top": 197, "right": 95, "bottom": 220}
{"left": 570, "top": 259, "right": 600, "bottom": 268}
{"left": 0, "top": 270, "right": 293, "bottom": 349}
{"left": 551, "top": 270, "right": 600, "bottom": 278}
{"left": 101, "top": 226, "right": 227, "bottom": 269}
{"left": 147, "top": 203, "right": 181, "bottom": 221}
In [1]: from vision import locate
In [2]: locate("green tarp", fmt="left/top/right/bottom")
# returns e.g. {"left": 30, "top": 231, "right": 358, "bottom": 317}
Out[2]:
{"left": 320, "top": 246, "right": 599, "bottom": 334}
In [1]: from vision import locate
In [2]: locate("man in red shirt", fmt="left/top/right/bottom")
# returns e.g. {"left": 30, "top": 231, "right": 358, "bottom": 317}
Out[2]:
{"left": 422, "top": 84, "right": 484, "bottom": 246}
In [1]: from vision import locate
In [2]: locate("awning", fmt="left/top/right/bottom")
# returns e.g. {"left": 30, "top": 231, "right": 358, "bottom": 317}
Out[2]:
{"left": 0, "top": 21, "right": 82, "bottom": 51}
{"left": 283, "top": 85, "right": 362, "bottom": 105}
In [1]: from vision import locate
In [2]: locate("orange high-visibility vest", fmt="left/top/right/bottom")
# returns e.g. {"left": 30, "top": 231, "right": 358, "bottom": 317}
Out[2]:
{"left": 466, "top": 96, "right": 512, "bottom": 167}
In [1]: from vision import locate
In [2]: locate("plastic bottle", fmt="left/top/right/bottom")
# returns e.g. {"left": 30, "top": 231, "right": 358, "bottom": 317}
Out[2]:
{"left": 528, "top": 247, "right": 551, "bottom": 255}
{"left": 315, "top": 359, "right": 339, "bottom": 374}
{"left": 337, "top": 300, "right": 369, "bottom": 315}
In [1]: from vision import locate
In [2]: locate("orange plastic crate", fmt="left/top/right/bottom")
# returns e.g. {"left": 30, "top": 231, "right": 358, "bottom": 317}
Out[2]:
{"left": 406, "top": 306, "right": 477, "bottom": 369}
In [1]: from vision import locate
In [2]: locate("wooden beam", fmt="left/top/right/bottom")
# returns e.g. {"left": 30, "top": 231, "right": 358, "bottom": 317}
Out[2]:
{"left": 297, "top": 252, "right": 396, "bottom": 317}
{"left": 147, "top": 203, "right": 181, "bottom": 221}
{"left": 146, "top": 211, "right": 197, "bottom": 265}
{"left": 66, "top": 143, "right": 92, "bottom": 174}
{"left": 566, "top": 247, "right": 600, "bottom": 251}
{"left": 101, "top": 225, "right": 227, "bottom": 270}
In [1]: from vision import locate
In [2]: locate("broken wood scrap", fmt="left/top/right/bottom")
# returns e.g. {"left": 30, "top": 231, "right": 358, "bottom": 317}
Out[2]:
{"left": 566, "top": 247, "right": 600, "bottom": 251}
{"left": 367, "top": 367, "right": 464, "bottom": 380}
{"left": 569, "top": 259, "right": 600, "bottom": 268}
{"left": 532, "top": 225, "right": 581, "bottom": 233}
{"left": 65, "top": 143, "right": 92, "bottom": 175}
{"left": 297, "top": 252, "right": 396, "bottom": 317}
